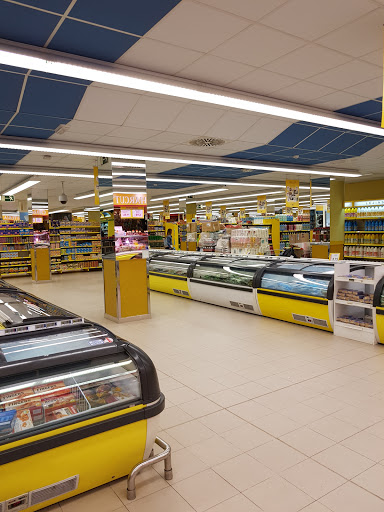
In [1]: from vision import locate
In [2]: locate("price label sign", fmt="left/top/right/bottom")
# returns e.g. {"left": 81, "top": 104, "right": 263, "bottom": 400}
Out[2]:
{"left": 329, "top": 253, "right": 340, "bottom": 261}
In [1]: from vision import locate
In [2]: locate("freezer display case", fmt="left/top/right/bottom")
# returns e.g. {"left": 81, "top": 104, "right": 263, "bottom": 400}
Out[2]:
{"left": 255, "top": 262, "right": 335, "bottom": 331}
{"left": 189, "top": 257, "right": 275, "bottom": 314}
{"left": 0, "top": 320, "right": 164, "bottom": 511}
{"left": 373, "top": 277, "right": 384, "bottom": 343}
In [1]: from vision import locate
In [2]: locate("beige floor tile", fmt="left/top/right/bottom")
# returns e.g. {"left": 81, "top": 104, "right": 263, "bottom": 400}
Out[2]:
{"left": 281, "top": 427, "right": 335, "bottom": 456}
{"left": 282, "top": 459, "right": 346, "bottom": 499}
{"left": 166, "top": 419, "right": 215, "bottom": 447}
{"left": 252, "top": 412, "right": 301, "bottom": 437}
{"left": 213, "top": 372, "right": 251, "bottom": 387}
{"left": 60, "top": 486, "right": 123, "bottom": 512}
{"left": 299, "top": 503, "right": 331, "bottom": 512}
{"left": 205, "top": 494, "right": 262, "bottom": 512}
{"left": 126, "top": 486, "right": 194, "bottom": 512}
{"left": 207, "top": 389, "right": 249, "bottom": 408}
{"left": 158, "top": 406, "right": 193, "bottom": 430}
{"left": 221, "top": 423, "right": 273, "bottom": 451}
{"left": 320, "top": 482, "right": 384, "bottom": 512}
{"left": 280, "top": 403, "right": 326, "bottom": 425}
{"left": 158, "top": 376, "right": 184, "bottom": 392}
{"left": 342, "top": 431, "right": 384, "bottom": 462}
{"left": 244, "top": 475, "right": 313, "bottom": 512}
{"left": 153, "top": 447, "right": 209, "bottom": 483}
{"left": 173, "top": 469, "right": 238, "bottom": 512}
{"left": 232, "top": 381, "right": 270, "bottom": 399}
{"left": 365, "top": 419, "right": 384, "bottom": 439}
{"left": 110, "top": 469, "right": 168, "bottom": 503}
{"left": 332, "top": 406, "right": 383, "bottom": 429}
{"left": 313, "top": 444, "right": 375, "bottom": 479}
{"left": 309, "top": 416, "right": 360, "bottom": 442}
{"left": 302, "top": 395, "right": 347, "bottom": 415}
{"left": 352, "top": 464, "right": 384, "bottom": 499}
{"left": 178, "top": 397, "right": 222, "bottom": 419}
{"left": 188, "top": 435, "right": 242, "bottom": 466}
{"left": 157, "top": 430, "right": 184, "bottom": 452}
{"left": 255, "top": 375, "right": 292, "bottom": 391}
{"left": 213, "top": 453, "right": 273, "bottom": 491}
{"left": 228, "top": 400, "right": 273, "bottom": 424}
{"left": 165, "top": 386, "right": 201, "bottom": 405}
{"left": 200, "top": 410, "right": 247, "bottom": 434}
{"left": 249, "top": 439, "right": 306, "bottom": 473}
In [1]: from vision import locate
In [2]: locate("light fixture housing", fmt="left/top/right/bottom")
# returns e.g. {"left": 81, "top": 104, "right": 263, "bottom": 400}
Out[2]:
{"left": 4, "top": 179, "right": 40, "bottom": 195}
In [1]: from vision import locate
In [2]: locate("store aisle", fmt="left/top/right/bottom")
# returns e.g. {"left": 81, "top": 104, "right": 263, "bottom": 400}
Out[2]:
{"left": 9, "top": 273, "right": 384, "bottom": 512}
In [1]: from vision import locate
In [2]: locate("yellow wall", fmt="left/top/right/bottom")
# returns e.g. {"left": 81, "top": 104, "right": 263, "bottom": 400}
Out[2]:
{"left": 345, "top": 179, "right": 384, "bottom": 201}
{"left": 330, "top": 180, "right": 344, "bottom": 255}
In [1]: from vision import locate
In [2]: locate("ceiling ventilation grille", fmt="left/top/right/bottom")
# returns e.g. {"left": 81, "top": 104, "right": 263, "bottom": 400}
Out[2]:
{"left": 189, "top": 137, "right": 225, "bottom": 147}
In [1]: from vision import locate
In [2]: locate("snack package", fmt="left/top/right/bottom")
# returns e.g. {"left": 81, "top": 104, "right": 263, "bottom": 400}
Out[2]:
{"left": 14, "top": 409, "right": 34, "bottom": 432}
{"left": 45, "top": 406, "right": 78, "bottom": 422}
{"left": 1, "top": 387, "right": 35, "bottom": 403}
{"left": 81, "top": 376, "right": 137, "bottom": 408}
{"left": 0, "top": 409, "right": 17, "bottom": 434}
{"left": 42, "top": 393, "right": 77, "bottom": 413}
{"left": 33, "top": 381, "right": 68, "bottom": 399}
{"left": 4, "top": 397, "right": 44, "bottom": 423}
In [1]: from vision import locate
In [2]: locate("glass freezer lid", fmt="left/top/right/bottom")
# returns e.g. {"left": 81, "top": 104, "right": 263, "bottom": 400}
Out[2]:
{"left": 0, "top": 326, "right": 116, "bottom": 363}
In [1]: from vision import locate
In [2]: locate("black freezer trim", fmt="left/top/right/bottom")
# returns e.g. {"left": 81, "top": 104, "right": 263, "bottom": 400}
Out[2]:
{"left": 373, "top": 276, "right": 384, "bottom": 307}
{"left": 376, "top": 307, "right": 384, "bottom": 315}
{"left": 0, "top": 393, "right": 165, "bottom": 466}
{"left": 257, "top": 288, "right": 328, "bottom": 305}
{"left": 190, "top": 278, "right": 253, "bottom": 292}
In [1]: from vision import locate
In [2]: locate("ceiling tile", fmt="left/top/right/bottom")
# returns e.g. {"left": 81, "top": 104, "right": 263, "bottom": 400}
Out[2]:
{"left": 93, "top": 135, "right": 141, "bottom": 147}
{"left": 264, "top": 44, "right": 352, "bottom": 79}
{"left": 131, "top": 140, "right": 177, "bottom": 150}
{"left": 65, "top": 120, "right": 118, "bottom": 136}
{"left": 308, "top": 60, "right": 381, "bottom": 89}
{"left": 74, "top": 87, "right": 140, "bottom": 124}
{"left": 145, "top": 132, "right": 192, "bottom": 144}
{"left": 123, "top": 96, "right": 185, "bottom": 130}
{"left": 50, "top": 132, "right": 100, "bottom": 143}
{"left": 167, "top": 104, "right": 225, "bottom": 135}
{"left": 197, "top": 0, "right": 287, "bottom": 21}
{"left": 361, "top": 49, "right": 383, "bottom": 67}
{"left": 345, "top": 77, "right": 383, "bottom": 99}
{"left": 260, "top": 0, "right": 377, "bottom": 40}
{"left": 107, "top": 126, "right": 161, "bottom": 140}
{"left": 238, "top": 118, "right": 293, "bottom": 144}
{"left": 316, "top": 9, "right": 384, "bottom": 57}
{"left": 274, "top": 81, "right": 335, "bottom": 103}
{"left": 212, "top": 24, "right": 304, "bottom": 67}
{"left": 146, "top": 0, "right": 250, "bottom": 52}
{"left": 306, "top": 91, "right": 368, "bottom": 110}
{"left": 117, "top": 39, "right": 203, "bottom": 75}
{"left": 176, "top": 55, "right": 253, "bottom": 86}
{"left": 204, "top": 111, "right": 259, "bottom": 140}
{"left": 228, "top": 68, "right": 297, "bottom": 95}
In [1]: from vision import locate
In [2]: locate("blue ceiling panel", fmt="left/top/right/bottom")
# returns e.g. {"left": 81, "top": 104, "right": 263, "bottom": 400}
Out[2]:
{"left": 0, "top": 110, "right": 15, "bottom": 124}
{"left": 312, "top": 177, "right": 331, "bottom": 187}
{"left": 30, "top": 71, "right": 91, "bottom": 86}
{"left": 0, "top": 64, "right": 27, "bottom": 74}
{"left": 337, "top": 99, "right": 382, "bottom": 119}
{"left": 321, "top": 132, "right": 366, "bottom": 154}
{"left": 341, "top": 137, "right": 383, "bottom": 156}
{"left": 147, "top": 181, "right": 192, "bottom": 190}
{"left": 269, "top": 124, "right": 319, "bottom": 148}
{"left": 3, "top": 126, "right": 54, "bottom": 139}
{"left": 0, "top": 2, "right": 59, "bottom": 46}
{"left": 20, "top": 77, "right": 87, "bottom": 118}
{"left": 296, "top": 128, "right": 342, "bottom": 151}
{"left": 99, "top": 178, "right": 113, "bottom": 187}
{"left": 363, "top": 112, "right": 382, "bottom": 122}
{"left": 49, "top": 19, "right": 139, "bottom": 62}
{"left": 0, "top": 148, "right": 29, "bottom": 156}
{"left": 10, "top": 113, "right": 70, "bottom": 130}
{"left": 13, "top": 0, "right": 73, "bottom": 14}
{"left": 0, "top": 71, "right": 25, "bottom": 112}
{"left": 70, "top": 0, "right": 182, "bottom": 36}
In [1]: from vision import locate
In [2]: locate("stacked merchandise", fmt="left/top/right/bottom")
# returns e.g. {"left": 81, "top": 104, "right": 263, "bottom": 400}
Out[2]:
{"left": 336, "top": 288, "right": 373, "bottom": 305}
{"left": 179, "top": 222, "right": 187, "bottom": 250}
{"left": 186, "top": 222, "right": 198, "bottom": 251}
{"left": 336, "top": 315, "right": 373, "bottom": 329}
{"left": 0, "top": 223, "right": 33, "bottom": 277}
{"left": 230, "top": 228, "right": 269, "bottom": 255}
{"left": 312, "top": 227, "right": 330, "bottom": 242}
{"left": 198, "top": 221, "right": 220, "bottom": 252}
{"left": 49, "top": 221, "right": 61, "bottom": 273}
{"left": 345, "top": 206, "right": 384, "bottom": 218}
{"left": 344, "top": 246, "right": 384, "bottom": 259}
{"left": 148, "top": 221, "right": 165, "bottom": 248}
{"left": 215, "top": 233, "right": 231, "bottom": 254}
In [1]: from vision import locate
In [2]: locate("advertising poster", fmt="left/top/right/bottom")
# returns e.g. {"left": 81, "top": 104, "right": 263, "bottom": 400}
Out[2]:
{"left": 220, "top": 205, "right": 227, "bottom": 221}
{"left": 93, "top": 166, "right": 99, "bottom": 206}
{"left": 257, "top": 195, "right": 267, "bottom": 214}
{"left": 239, "top": 208, "right": 246, "bottom": 219}
{"left": 286, "top": 180, "right": 299, "bottom": 207}
{"left": 163, "top": 200, "right": 170, "bottom": 220}
{"left": 206, "top": 201, "right": 212, "bottom": 220}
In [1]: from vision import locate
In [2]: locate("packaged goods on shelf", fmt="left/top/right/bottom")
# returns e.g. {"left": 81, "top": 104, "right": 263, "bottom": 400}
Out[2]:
{"left": 198, "top": 231, "right": 219, "bottom": 252}
{"left": 230, "top": 228, "right": 269, "bottom": 255}
{"left": 201, "top": 221, "right": 220, "bottom": 232}
{"left": 187, "top": 232, "right": 197, "bottom": 242}
{"left": 337, "top": 314, "right": 373, "bottom": 328}
{"left": 187, "top": 222, "right": 197, "bottom": 232}
{"left": 215, "top": 234, "right": 231, "bottom": 254}
{"left": 336, "top": 288, "right": 373, "bottom": 304}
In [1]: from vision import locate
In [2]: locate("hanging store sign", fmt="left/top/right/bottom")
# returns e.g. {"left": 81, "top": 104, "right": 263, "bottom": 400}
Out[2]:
{"left": 32, "top": 209, "right": 48, "bottom": 216}
{"left": 113, "top": 193, "right": 147, "bottom": 206}
{"left": 239, "top": 208, "right": 246, "bottom": 219}
{"left": 163, "top": 200, "right": 170, "bottom": 219}
{"left": 220, "top": 205, "right": 227, "bottom": 221}
{"left": 206, "top": 201, "right": 212, "bottom": 220}
{"left": 32, "top": 217, "right": 43, "bottom": 223}
{"left": 93, "top": 166, "right": 100, "bottom": 206}
{"left": 257, "top": 195, "right": 267, "bottom": 214}
{"left": 286, "top": 180, "right": 299, "bottom": 207}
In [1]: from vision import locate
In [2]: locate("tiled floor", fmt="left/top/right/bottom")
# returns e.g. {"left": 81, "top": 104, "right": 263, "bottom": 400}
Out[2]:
{"left": 10, "top": 272, "right": 384, "bottom": 512}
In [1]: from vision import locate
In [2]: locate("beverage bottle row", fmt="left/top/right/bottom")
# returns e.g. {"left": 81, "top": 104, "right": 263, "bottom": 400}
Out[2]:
{"left": 345, "top": 233, "right": 384, "bottom": 244}
{"left": 344, "top": 246, "right": 384, "bottom": 258}
{"left": 345, "top": 207, "right": 384, "bottom": 218}
{"left": 364, "top": 220, "right": 384, "bottom": 231}
{"left": 345, "top": 221, "right": 358, "bottom": 231}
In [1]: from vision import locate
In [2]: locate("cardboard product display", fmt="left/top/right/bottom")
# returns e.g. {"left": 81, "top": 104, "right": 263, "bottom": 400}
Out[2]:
{"left": 201, "top": 221, "right": 220, "bottom": 232}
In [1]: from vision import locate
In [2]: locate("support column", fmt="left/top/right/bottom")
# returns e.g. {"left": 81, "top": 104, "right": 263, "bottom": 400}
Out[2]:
{"left": 330, "top": 179, "right": 345, "bottom": 258}
{"left": 31, "top": 194, "right": 50, "bottom": 282}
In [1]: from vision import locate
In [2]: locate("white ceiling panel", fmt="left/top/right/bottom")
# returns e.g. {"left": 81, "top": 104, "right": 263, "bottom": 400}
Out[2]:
{"left": 197, "top": 0, "right": 288, "bottom": 21}
{"left": 203, "top": 111, "right": 259, "bottom": 140}
{"left": 65, "top": 120, "right": 118, "bottom": 136}
{"left": 74, "top": 87, "right": 140, "bottom": 125}
{"left": 123, "top": 96, "right": 185, "bottom": 131}
{"left": 145, "top": 132, "right": 192, "bottom": 144}
{"left": 92, "top": 136, "right": 142, "bottom": 147}
{"left": 345, "top": 77, "right": 383, "bottom": 99}
{"left": 131, "top": 141, "right": 177, "bottom": 150}
{"left": 200, "top": 141, "right": 261, "bottom": 155}
{"left": 238, "top": 117, "right": 292, "bottom": 144}
{"left": 317, "top": 9, "right": 384, "bottom": 57}
{"left": 117, "top": 38, "right": 203, "bottom": 75}
{"left": 176, "top": 55, "right": 254, "bottom": 86}
{"left": 260, "top": 0, "right": 377, "bottom": 40}
{"left": 50, "top": 132, "right": 101, "bottom": 143}
{"left": 146, "top": 0, "right": 250, "bottom": 52}
{"left": 274, "top": 81, "right": 335, "bottom": 103}
{"left": 264, "top": 44, "right": 352, "bottom": 79}
{"left": 212, "top": 24, "right": 304, "bottom": 67}
{"left": 361, "top": 49, "right": 383, "bottom": 67}
{"left": 165, "top": 143, "right": 214, "bottom": 154}
{"left": 228, "top": 68, "right": 297, "bottom": 95}
{"left": 306, "top": 90, "right": 368, "bottom": 110}
{"left": 308, "top": 60, "right": 381, "bottom": 89}
{"left": 167, "top": 104, "right": 225, "bottom": 135}
{"left": 106, "top": 126, "right": 161, "bottom": 140}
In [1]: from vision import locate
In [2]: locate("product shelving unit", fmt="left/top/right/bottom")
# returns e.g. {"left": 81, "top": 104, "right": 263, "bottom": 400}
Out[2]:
{"left": 148, "top": 221, "right": 165, "bottom": 249}
{"left": 0, "top": 223, "right": 33, "bottom": 277}
{"left": 49, "top": 221, "right": 102, "bottom": 273}
{"left": 333, "top": 261, "right": 384, "bottom": 344}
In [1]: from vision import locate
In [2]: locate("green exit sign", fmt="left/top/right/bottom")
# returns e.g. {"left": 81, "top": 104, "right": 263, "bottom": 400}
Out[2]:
{"left": 4, "top": 195, "right": 14, "bottom": 202}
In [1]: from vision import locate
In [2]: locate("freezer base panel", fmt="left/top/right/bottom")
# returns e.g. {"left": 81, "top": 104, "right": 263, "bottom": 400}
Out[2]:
{"left": 149, "top": 273, "right": 191, "bottom": 298}
{"left": 189, "top": 280, "right": 258, "bottom": 314}
{"left": 257, "top": 289, "right": 333, "bottom": 331}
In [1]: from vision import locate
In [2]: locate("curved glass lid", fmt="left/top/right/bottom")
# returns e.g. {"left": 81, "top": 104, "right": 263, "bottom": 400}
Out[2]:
{"left": 193, "top": 262, "right": 255, "bottom": 288}
{"left": 231, "top": 259, "right": 271, "bottom": 270}
{"left": 303, "top": 265, "right": 334, "bottom": 274}
{"left": 149, "top": 259, "right": 190, "bottom": 276}
{"left": 261, "top": 271, "right": 330, "bottom": 298}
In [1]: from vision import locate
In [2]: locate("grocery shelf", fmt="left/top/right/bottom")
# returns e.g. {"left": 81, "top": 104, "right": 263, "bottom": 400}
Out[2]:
{"left": 281, "top": 230, "right": 310, "bottom": 233}
{"left": 334, "top": 321, "right": 373, "bottom": 333}
{"left": 1, "top": 272, "right": 31, "bottom": 277}
{"left": 345, "top": 217, "right": 384, "bottom": 220}
{"left": 335, "top": 298, "right": 373, "bottom": 309}
{"left": 344, "top": 244, "right": 384, "bottom": 246}
{"left": 344, "top": 256, "right": 384, "bottom": 260}
{"left": 336, "top": 277, "right": 375, "bottom": 285}
{"left": 0, "top": 257, "right": 31, "bottom": 261}
{"left": 344, "top": 231, "right": 384, "bottom": 234}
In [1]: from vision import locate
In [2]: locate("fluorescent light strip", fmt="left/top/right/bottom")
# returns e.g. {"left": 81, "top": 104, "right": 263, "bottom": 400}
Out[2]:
{"left": 186, "top": 190, "right": 283, "bottom": 204}
{"left": 111, "top": 161, "right": 146, "bottom": 168}
{"left": 50, "top": 209, "right": 69, "bottom": 214}
{"left": 0, "top": 169, "right": 103, "bottom": 179}
{"left": 0, "top": 48, "right": 382, "bottom": 138}
{"left": 150, "top": 188, "right": 227, "bottom": 202}
{"left": 4, "top": 180, "right": 40, "bottom": 195}
{"left": 112, "top": 172, "right": 146, "bottom": 177}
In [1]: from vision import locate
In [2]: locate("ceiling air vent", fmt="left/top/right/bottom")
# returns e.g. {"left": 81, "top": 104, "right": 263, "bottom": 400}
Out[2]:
{"left": 189, "top": 137, "right": 225, "bottom": 147}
